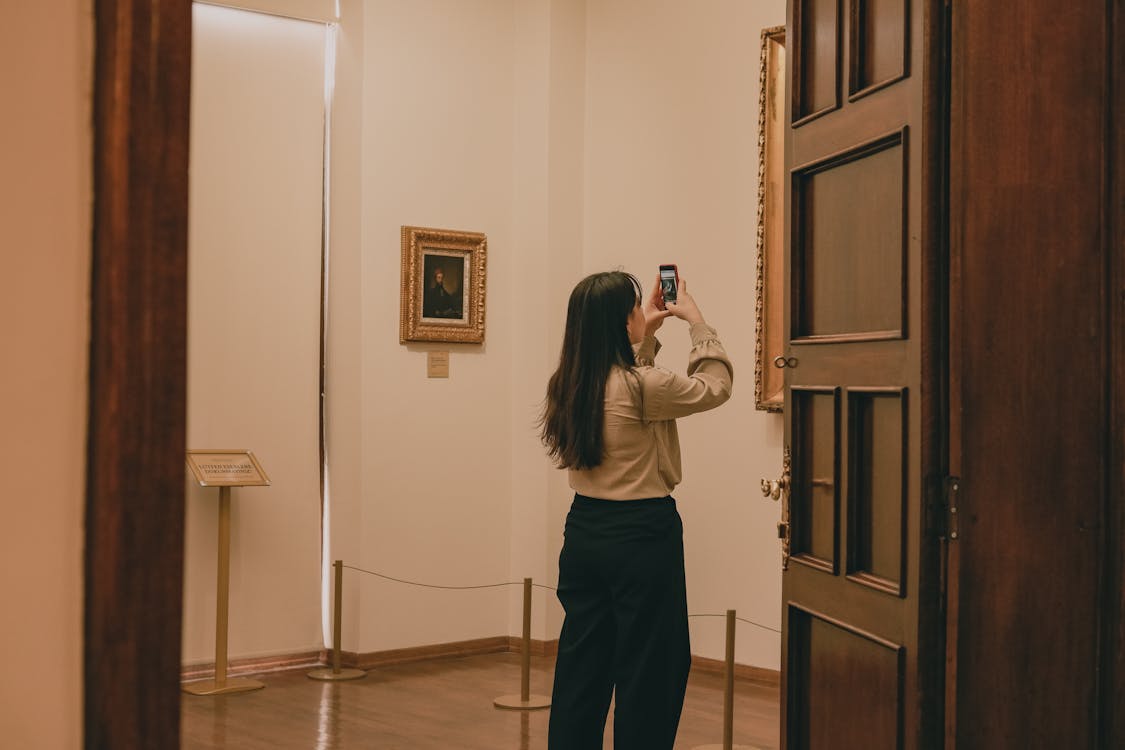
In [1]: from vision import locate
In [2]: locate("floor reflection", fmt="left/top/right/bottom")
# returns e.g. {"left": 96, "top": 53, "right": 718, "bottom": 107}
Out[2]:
{"left": 315, "top": 682, "right": 340, "bottom": 750}
{"left": 519, "top": 711, "right": 530, "bottom": 750}
{"left": 209, "top": 697, "right": 227, "bottom": 747}
{"left": 179, "top": 652, "right": 777, "bottom": 749}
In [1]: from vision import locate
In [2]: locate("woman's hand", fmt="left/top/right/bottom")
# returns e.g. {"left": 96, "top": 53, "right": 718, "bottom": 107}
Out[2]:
{"left": 643, "top": 275, "right": 673, "bottom": 337}
{"left": 666, "top": 279, "right": 705, "bottom": 325}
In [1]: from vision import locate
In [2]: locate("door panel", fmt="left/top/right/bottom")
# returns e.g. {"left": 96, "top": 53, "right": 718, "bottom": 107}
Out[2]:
{"left": 788, "top": 605, "right": 905, "bottom": 750}
{"left": 793, "top": 0, "right": 842, "bottom": 124}
{"left": 847, "top": 388, "right": 907, "bottom": 595}
{"left": 779, "top": 0, "right": 943, "bottom": 747}
{"left": 849, "top": 0, "right": 909, "bottom": 99}
{"left": 791, "top": 387, "right": 841, "bottom": 572}
{"left": 791, "top": 130, "right": 907, "bottom": 341}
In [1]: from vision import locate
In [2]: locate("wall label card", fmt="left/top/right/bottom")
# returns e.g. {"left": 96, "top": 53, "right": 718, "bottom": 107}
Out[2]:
{"left": 427, "top": 351, "right": 450, "bottom": 378}
{"left": 186, "top": 449, "right": 271, "bottom": 487}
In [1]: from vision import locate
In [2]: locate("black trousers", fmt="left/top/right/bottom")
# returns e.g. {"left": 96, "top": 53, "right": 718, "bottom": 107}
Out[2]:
{"left": 548, "top": 494, "right": 691, "bottom": 750}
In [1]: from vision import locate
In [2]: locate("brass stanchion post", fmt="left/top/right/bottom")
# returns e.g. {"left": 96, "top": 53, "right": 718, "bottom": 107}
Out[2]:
{"left": 694, "top": 610, "right": 756, "bottom": 749}
{"left": 723, "top": 609, "right": 735, "bottom": 748}
{"left": 309, "top": 560, "right": 366, "bottom": 681}
{"left": 494, "top": 578, "right": 551, "bottom": 710}
{"left": 184, "top": 486, "right": 265, "bottom": 695}
{"left": 215, "top": 485, "right": 231, "bottom": 686}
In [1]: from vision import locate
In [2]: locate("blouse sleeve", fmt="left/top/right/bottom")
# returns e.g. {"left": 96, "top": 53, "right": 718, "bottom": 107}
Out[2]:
{"left": 640, "top": 322, "right": 734, "bottom": 421}
{"left": 634, "top": 334, "right": 661, "bottom": 366}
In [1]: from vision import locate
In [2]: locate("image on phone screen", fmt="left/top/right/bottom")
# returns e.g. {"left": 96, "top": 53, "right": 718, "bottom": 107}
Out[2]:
{"left": 659, "top": 266, "right": 677, "bottom": 304}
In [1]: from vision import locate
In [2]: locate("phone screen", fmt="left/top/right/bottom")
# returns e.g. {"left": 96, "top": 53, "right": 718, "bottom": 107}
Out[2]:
{"left": 659, "top": 265, "right": 678, "bottom": 304}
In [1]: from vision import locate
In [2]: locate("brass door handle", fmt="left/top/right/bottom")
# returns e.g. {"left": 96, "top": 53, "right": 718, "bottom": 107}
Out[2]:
{"left": 759, "top": 477, "right": 788, "bottom": 500}
{"left": 760, "top": 446, "right": 793, "bottom": 570}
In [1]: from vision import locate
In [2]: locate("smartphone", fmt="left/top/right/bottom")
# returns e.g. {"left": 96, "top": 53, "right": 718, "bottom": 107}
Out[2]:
{"left": 659, "top": 264, "right": 679, "bottom": 306}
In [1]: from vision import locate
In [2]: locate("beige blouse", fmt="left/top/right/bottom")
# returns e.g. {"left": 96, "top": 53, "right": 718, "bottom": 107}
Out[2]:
{"left": 568, "top": 322, "right": 734, "bottom": 501}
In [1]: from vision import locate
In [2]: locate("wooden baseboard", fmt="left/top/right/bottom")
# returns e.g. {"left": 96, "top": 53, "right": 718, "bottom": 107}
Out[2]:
{"left": 510, "top": 636, "right": 559, "bottom": 657}
{"left": 340, "top": 636, "right": 510, "bottom": 670}
{"left": 180, "top": 650, "right": 323, "bottom": 682}
{"left": 691, "top": 654, "right": 780, "bottom": 688}
{"left": 180, "top": 638, "right": 778, "bottom": 688}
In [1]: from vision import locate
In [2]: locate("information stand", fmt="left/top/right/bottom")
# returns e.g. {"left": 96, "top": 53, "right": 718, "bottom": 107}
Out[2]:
{"left": 183, "top": 449, "right": 270, "bottom": 696}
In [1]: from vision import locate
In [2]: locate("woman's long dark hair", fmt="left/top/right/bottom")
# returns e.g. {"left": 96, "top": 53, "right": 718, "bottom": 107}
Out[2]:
{"left": 541, "top": 271, "right": 641, "bottom": 470}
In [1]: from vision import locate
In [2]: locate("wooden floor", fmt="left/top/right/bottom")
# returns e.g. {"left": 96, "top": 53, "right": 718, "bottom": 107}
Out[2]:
{"left": 181, "top": 652, "right": 780, "bottom": 749}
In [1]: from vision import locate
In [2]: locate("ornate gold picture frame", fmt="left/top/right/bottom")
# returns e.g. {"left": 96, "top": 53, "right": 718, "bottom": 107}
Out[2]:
{"left": 400, "top": 226, "right": 487, "bottom": 344}
{"left": 755, "top": 26, "right": 786, "bottom": 412}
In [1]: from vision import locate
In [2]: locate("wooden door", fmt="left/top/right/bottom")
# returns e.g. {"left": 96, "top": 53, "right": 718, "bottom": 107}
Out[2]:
{"left": 87, "top": 1, "right": 190, "bottom": 747}
{"left": 773, "top": 0, "right": 946, "bottom": 747}
{"left": 947, "top": 1, "right": 1120, "bottom": 747}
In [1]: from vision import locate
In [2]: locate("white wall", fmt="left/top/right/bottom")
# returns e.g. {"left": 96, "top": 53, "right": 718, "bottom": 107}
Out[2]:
{"left": 325, "top": 0, "right": 367, "bottom": 655}
{"left": 0, "top": 1, "right": 91, "bottom": 746}
{"left": 187, "top": 0, "right": 787, "bottom": 671}
{"left": 582, "top": 0, "right": 785, "bottom": 667}
{"left": 508, "top": 0, "right": 588, "bottom": 640}
{"left": 183, "top": 4, "right": 328, "bottom": 664}
{"left": 350, "top": 0, "right": 519, "bottom": 651}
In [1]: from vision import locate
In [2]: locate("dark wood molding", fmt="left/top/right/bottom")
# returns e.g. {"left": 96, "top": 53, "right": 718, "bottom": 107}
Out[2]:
{"left": 919, "top": 0, "right": 951, "bottom": 746}
{"left": 86, "top": 1, "right": 191, "bottom": 748}
{"left": 1104, "top": 0, "right": 1124, "bottom": 744}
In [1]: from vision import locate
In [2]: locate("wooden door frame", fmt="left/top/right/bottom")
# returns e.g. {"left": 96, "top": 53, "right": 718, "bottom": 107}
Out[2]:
{"left": 1106, "top": 0, "right": 1124, "bottom": 741}
{"left": 79, "top": 0, "right": 1123, "bottom": 747}
{"left": 86, "top": 1, "right": 190, "bottom": 747}
{"left": 946, "top": 1, "right": 1124, "bottom": 746}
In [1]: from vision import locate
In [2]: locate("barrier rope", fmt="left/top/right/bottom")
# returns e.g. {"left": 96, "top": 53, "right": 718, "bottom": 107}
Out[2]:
{"left": 688, "top": 613, "right": 781, "bottom": 634}
{"left": 343, "top": 564, "right": 780, "bottom": 634}
{"left": 343, "top": 564, "right": 558, "bottom": 592}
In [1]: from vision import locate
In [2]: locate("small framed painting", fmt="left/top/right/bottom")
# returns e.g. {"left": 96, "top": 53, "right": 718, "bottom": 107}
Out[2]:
{"left": 399, "top": 226, "right": 487, "bottom": 344}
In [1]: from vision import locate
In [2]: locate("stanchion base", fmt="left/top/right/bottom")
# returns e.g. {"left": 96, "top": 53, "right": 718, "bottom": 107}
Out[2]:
{"left": 493, "top": 694, "right": 552, "bottom": 711}
{"left": 307, "top": 667, "right": 367, "bottom": 681}
{"left": 182, "top": 677, "right": 265, "bottom": 696}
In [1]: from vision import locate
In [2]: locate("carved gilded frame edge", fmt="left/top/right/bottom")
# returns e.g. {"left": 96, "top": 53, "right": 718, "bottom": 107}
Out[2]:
{"left": 400, "top": 225, "right": 488, "bottom": 344}
{"left": 755, "top": 25, "right": 786, "bottom": 412}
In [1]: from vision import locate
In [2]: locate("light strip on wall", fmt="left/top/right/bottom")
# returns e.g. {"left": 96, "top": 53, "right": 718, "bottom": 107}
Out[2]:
{"left": 319, "top": 19, "right": 339, "bottom": 649}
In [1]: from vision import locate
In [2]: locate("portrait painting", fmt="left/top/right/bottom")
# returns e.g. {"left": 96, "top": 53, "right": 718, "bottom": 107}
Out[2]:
{"left": 421, "top": 251, "right": 467, "bottom": 323}
{"left": 400, "top": 226, "right": 487, "bottom": 344}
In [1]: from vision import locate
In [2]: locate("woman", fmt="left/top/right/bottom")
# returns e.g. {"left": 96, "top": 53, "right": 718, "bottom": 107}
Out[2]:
{"left": 541, "top": 270, "right": 733, "bottom": 749}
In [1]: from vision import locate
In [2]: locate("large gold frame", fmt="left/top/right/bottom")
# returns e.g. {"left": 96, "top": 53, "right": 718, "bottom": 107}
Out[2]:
{"left": 400, "top": 225, "right": 487, "bottom": 344}
{"left": 755, "top": 26, "right": 787, "bottom": 412}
